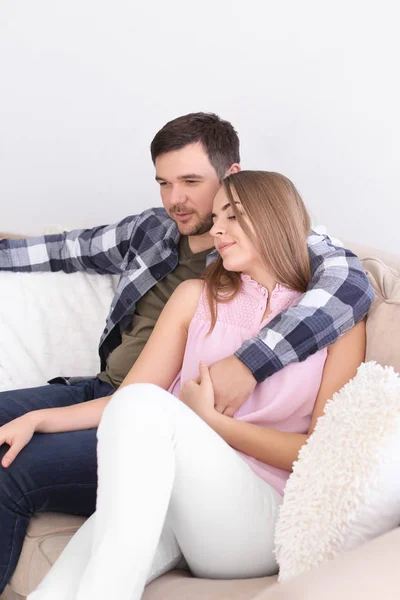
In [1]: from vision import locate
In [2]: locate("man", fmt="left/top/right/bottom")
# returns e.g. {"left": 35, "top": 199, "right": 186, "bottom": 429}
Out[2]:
{"left": 0, "top": 112, "right": 373, "bottom": 591}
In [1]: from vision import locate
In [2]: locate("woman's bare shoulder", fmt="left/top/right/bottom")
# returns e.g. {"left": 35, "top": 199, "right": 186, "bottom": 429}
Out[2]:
{"left": 165, "top": 279, "right": 206, "bottom": 326}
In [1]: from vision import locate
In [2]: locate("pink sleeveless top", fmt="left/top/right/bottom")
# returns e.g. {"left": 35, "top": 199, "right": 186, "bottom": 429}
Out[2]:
{"left": 169, "top": 275, "right": 327, "bottom": 495}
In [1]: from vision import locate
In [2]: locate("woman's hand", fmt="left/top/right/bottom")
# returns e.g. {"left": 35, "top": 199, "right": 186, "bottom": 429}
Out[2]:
{"left": 0, "top": 413, "right": 39, "bottom": 467}
{"left": 179, "top": 362, "right": 216, "bottom": 423}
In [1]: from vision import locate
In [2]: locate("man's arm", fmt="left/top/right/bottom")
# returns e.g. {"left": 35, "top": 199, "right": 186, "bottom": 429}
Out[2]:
{"left": 202, "top": 322, "right": 365, "bottom": 471}
{"left": 210, "top": 233, "right": 373, "bottom": 415}
{"left": 235, "top": 233, "right": 373, "bottom": 382}
{"left": 0, "top": 213, "right": 142, "bottom": 275}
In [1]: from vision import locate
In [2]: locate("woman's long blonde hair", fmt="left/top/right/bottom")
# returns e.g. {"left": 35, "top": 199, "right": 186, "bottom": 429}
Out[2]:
{"left": 203, "top": 170, "right": 312, "bottom": 330}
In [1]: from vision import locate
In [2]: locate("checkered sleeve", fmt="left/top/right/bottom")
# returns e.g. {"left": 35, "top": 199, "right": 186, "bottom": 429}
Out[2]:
{"left": 235, "top": 233, "right": 374, "bottom": 382}
{"left": 0, "top": 215, "right": 140, "bottom": 274}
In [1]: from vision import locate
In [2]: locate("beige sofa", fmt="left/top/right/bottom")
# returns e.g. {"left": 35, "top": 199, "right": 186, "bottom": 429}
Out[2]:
{"left": 2, "top": 239, "right": 400, "bottom": 599}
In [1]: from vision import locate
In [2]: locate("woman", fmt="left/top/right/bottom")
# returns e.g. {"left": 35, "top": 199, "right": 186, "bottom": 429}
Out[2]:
{"left": 8, "top": 172, "right": 365, "bottom": 599}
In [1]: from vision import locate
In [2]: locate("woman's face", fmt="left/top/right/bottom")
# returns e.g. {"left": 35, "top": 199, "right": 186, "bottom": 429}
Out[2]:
{"left": 210, "top": 187, "right": 262, "bottom": 274}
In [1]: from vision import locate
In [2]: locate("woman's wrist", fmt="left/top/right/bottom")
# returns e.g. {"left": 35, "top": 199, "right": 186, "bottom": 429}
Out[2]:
{"left": 206, "top": 409, "right": 228, "bottom": 430}
{"left": 24, "top": 409, "right": 47, "bottom": 431}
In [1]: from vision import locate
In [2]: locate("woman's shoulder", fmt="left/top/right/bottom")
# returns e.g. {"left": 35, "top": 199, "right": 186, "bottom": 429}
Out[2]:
{"left": 170, "top": 279, "right": 205, "bottom": 317}
{"left": 174, "top": 278, "right": 205, "bottom": 298}
{"left": 163, "top": 279, "right": 204, "bottom": 327}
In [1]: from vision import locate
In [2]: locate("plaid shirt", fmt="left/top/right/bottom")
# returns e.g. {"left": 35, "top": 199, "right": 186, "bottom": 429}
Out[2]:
{"left": 0, "top": 207, "right": 373, "bottom": 382}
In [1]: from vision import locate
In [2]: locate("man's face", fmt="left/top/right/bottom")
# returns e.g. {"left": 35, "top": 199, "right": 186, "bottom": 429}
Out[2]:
{"left": 155, "top": 142, "right": 222, "bottom": 236}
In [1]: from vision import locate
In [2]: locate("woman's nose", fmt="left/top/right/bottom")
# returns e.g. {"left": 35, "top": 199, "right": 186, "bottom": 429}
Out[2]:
{"left": 210, "top": 220, "right": 224, "bottom": 237}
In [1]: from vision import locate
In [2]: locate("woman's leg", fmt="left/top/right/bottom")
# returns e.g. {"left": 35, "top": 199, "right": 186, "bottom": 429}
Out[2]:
{"left": 30, "top": 383, "right": 281, "bottom": 600}
{"left": 27, "top": 383, "right": 183, "bottom": 600}
{"left": 79, "top": 384, "right": 281, "bottom": 599}
{"left": 28, "top": 507, "right": 182, "bottom": 600}
{"left": 28, "top": 516, "right": 95, "bottom": 600}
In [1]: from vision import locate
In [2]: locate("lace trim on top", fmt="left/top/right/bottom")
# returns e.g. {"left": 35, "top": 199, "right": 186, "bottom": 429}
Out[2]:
{"left": 195, "top": 275, "right": 301, "bottom": 330}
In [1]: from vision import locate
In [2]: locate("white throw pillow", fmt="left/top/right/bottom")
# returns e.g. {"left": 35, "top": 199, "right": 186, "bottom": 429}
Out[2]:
{"left": 274, "top": 361, "right": 400, "bottom": 582}
{"left": 0, "top": 271, "right": 116, "bottom": 391}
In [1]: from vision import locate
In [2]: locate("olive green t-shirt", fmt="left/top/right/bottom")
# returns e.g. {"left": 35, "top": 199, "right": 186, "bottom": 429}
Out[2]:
{"left": 98, "top": 236, "right": 210, "bottom": 389}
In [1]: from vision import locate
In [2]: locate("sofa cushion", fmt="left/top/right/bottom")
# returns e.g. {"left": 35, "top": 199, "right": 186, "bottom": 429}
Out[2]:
{"left": 9, "top": 513, "right": 86, "bottom": 596}
{"left": 8, "top": 513, "right": 277, "bottom": 599}
{"left": 143, "top": 570, "right": 276, "bottom": 600}
{"left": 0, "top": 271, "right": 116, "bottom": 391}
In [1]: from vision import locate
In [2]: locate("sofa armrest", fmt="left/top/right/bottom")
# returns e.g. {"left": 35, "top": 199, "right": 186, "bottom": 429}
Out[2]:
{"left": 256, "top": 527, "right": 400, "bottom": 600}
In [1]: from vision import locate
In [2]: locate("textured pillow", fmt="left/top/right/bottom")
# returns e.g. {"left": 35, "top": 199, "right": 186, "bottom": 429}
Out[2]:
{"left": 274, "top": 361, "right": 400, "bottom": 582}
{"left": 0, "top": 271, "right": 116, "bottom": 391}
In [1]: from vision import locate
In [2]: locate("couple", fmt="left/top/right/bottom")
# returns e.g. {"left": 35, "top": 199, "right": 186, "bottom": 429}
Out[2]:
{"left": 0, "top": 113, "right": 371, "bottom": 598}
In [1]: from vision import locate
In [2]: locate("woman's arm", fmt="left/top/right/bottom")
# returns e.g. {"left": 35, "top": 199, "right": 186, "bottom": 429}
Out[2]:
{"left": 12, "top": 280, "right": 204, "bottom": 435}
{"left": 205, "top": 320, "right": 366, "bottom": 472}
{"left": 119, "top": 279, "right": 204, "bottom": 391}
{"left": 0, "top": 279, "right": 203, "bottom": 467}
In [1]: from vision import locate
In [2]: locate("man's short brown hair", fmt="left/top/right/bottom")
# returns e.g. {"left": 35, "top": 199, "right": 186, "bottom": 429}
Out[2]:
{"left": 150, "top": 112, "right": 240, "bottom": 179}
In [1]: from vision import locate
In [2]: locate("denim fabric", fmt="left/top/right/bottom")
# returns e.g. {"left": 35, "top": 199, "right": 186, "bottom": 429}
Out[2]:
{"left": 0, "top": 377, "right": 113, "bottom": 593}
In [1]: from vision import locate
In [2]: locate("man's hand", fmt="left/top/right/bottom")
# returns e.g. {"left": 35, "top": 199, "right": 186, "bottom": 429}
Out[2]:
{"left": 209, "top": 355, "right": 257, "bottom": 417}
{"left": 0, "top": 413, "right": 38, "bottom": 467}
{"left": 179, "top": 362, "right": 216, "bottom": 423}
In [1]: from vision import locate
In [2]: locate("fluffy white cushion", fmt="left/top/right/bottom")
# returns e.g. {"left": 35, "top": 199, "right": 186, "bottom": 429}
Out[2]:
{"left": 274, "top": 361, "right": 400, "bottom": 582}
{"left": 0, "top": 271, "right": 116, "bottom": 391}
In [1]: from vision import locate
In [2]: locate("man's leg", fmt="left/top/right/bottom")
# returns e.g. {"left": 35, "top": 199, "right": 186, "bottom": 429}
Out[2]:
{"left": 0, "top": 377, "right": 113, "bottom": 593}
{"left": 0, "top": 378, "right": 113, "bottom": 426}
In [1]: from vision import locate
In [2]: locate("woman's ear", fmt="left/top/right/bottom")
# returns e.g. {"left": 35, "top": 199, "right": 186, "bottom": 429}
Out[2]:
{"left": 224, "top": 163, "right": 241, "bottom": 177}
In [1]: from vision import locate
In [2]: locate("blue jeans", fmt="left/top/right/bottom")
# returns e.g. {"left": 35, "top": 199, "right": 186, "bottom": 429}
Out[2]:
{"left": 0, "top": 377, "right": 114, "bottom": 593}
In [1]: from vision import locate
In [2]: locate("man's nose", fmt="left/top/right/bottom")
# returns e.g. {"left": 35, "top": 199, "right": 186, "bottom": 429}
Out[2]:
{"left": 169, "top": 185, "right": 187, "bottom": 206}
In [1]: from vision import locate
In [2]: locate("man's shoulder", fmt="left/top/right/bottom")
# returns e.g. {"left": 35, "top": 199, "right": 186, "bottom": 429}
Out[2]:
{"left": 122, "top": 206, "right": 174, "bottom": 232}
{"left": 135, "top": 206, "right": 170, "bottom": 223}
{"left": 121, "top": 207, "right": 179, "bottom": 249}
{"left": 307, "top": 230, "right": 350, "bottom": 260}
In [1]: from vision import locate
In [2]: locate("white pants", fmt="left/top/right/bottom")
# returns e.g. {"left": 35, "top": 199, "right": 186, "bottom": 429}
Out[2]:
{"left": 28, "top": 384, "right": 282, "bottom": 600}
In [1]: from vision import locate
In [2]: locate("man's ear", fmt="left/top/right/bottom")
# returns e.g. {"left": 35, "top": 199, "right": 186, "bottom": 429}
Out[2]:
{"left": 224, "top": 163, "right": 241, "bottom": 178}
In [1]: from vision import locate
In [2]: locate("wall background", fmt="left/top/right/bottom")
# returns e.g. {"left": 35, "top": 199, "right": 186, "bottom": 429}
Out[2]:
{"left": 0, "top": 0, "right": 398, "bottom": 252}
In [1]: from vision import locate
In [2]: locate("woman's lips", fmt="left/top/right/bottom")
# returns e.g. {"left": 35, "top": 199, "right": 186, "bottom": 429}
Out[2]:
{"left": 218, "top": 242, "right": 236, "bottom": 253}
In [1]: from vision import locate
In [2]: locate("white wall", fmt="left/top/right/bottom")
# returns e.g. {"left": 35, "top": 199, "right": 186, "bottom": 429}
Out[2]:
{"left": 0, "top": 0, "right": 398, "bottom": 253}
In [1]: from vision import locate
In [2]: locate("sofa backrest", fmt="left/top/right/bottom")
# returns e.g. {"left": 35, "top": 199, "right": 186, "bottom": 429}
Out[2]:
{"left": 0, "top": 239, "right": 399, "bottom": 391}
{"left": 346, "top": 241, "right": 400, "bottom": 375}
